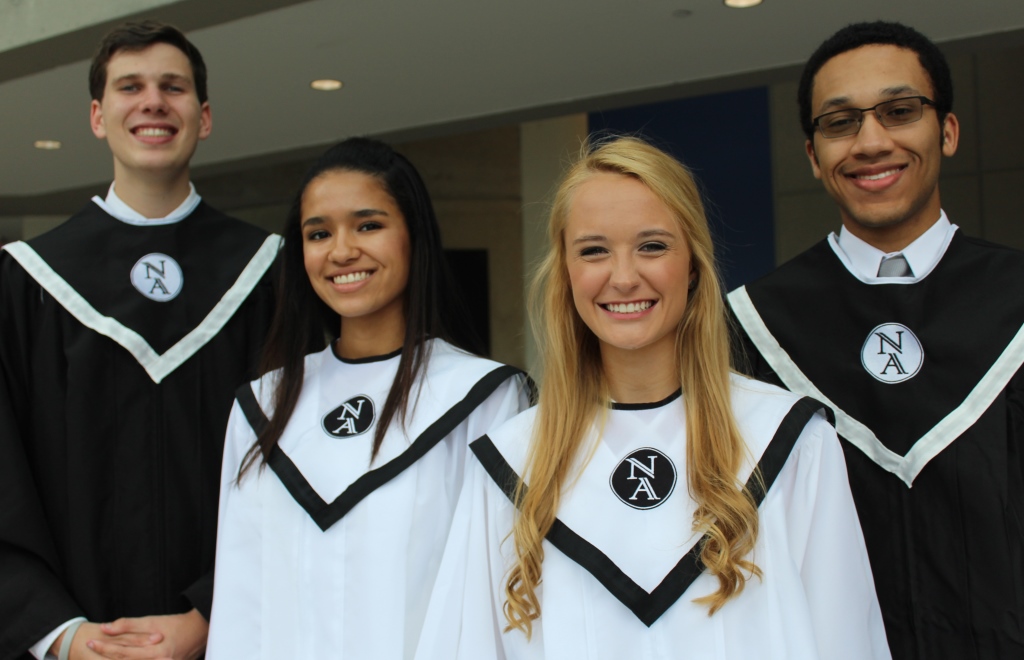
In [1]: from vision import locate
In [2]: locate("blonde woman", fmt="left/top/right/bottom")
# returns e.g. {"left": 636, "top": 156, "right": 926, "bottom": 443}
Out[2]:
{"left": 415, "top": 136, "right": 890, "bottom": 659}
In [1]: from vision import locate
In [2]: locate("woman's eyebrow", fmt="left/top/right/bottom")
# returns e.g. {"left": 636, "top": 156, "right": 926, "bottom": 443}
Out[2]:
{"left": 353, "top": 208, "right": 389, "bottom": 218}
{"left": 571, "top": 234, "right": 606, "bottom": 245}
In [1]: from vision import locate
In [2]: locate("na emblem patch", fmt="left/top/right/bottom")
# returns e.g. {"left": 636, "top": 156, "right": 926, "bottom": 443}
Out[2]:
{"left": 609, "top": 447, "right": 677, "bottom": 510}
{"left": 860, "top": 323, "right": 924, "bottom": 384}
{"left": 130, "top": 253, "right": 183, "bottom": 301}
{"left": 322, "top": 395, "right": 375, "bottom": 438}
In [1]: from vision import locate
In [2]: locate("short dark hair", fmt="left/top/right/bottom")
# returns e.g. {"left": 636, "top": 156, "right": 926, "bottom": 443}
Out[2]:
{"left": 89, "top": 20, "right": 208, "bottom": 104}
{"left": 240, "top": 137, "right": 472, "bottom": 477}
{"left": 797, "top": 21, "right": 953, "bottom": 140}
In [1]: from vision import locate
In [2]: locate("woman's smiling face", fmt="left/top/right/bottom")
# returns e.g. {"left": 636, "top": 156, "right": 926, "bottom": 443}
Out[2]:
{"left": 301, "top": 169, "right": 410, "bottom": 335}
{"left": 564, "top": 171, "right": 694, "bottom": 361}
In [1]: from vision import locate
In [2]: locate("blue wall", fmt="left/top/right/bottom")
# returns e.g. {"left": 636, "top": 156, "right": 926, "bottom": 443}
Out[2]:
{"left": 589, "top": 87, "right": 774, "bottom": 290}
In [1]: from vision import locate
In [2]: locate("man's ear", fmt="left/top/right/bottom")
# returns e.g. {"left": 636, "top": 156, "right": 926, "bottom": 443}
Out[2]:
{"left": 198, "top": 101, "right": 212, "bottom": 140}
{"left": 90, "top": 100, "right": 106, "bottom": 139}
{"left": 941, "top": 112, "right": 960, "bottom": 157}
{"left": 805, "top": 139, "right": 822, "bottom": 180}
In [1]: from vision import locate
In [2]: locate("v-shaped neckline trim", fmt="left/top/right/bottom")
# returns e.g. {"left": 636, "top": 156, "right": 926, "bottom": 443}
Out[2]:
{"left": 3, "top": 236, "right": 281, "bottom": 383}
{"left": 235, "top": 365, "right": 523, "bottom": 531}
{"left": 471, "top": 396, "right": 829, "bottom": 626}
{"left": 729, "top": 285, "right": 1024, "bottom": 487}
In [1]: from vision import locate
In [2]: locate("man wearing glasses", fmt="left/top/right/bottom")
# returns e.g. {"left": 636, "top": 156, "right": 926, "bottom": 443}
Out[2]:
{"left": 730, "top": 21, "right": 1024, "bottom": 659}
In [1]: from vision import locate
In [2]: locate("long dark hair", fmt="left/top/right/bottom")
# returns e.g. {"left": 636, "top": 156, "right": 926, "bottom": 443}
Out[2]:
{"left": 239, "top": 137, "right": 467, "bottom": 477}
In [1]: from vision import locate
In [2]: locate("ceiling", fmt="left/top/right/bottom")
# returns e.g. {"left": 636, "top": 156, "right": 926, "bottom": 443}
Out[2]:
{"left": 2, "top": 0, "right": 1024, "bottom": 203}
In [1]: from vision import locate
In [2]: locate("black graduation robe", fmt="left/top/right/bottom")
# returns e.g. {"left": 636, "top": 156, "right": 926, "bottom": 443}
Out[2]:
{"left": 0, "top": 201, "right": 279, "bottom": 660}
{"left": 728, "top": 231, "right": 1024, "bottom": 660}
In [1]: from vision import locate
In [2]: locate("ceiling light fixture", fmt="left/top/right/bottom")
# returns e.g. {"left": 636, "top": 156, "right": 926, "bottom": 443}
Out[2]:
{"left": 34, "top": 140, "right": 61, "bottom": 150}
{"left": 724, "top": 0, "right": 762, "bottom": 6}
{"left": 310, "top": 79, "right": 343, "bottom": 91}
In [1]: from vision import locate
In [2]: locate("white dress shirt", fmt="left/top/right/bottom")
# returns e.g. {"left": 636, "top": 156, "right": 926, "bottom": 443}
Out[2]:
{"left": 92, "top": 182, "right": 202, "bottom": 226}
{"left": 827, "top": 210, "right": 957, "bottom": 284}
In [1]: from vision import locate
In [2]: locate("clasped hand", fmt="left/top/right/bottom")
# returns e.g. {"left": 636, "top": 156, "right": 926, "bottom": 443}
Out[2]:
{"left": 54, "top": 609, "right": 207, "bottom": 660}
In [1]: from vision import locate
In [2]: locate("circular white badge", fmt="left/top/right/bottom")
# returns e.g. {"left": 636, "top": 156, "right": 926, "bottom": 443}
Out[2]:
{"left": 860, "top": 323, "right": 923, "bottom": 384}
{"left": 130, "top": 253, "right": 183, "bottom": 301}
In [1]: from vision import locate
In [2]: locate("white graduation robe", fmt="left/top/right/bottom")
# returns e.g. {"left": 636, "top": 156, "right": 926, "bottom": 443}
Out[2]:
{"left": 415, "top": 376, "right": 890, "bottom": 660}
{"left": 207, "top": 339, "right": 529, "bottom": 659}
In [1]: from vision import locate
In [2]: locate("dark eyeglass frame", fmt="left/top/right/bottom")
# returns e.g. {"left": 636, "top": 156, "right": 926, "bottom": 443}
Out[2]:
{"left": 812, "top": 95, "right": 937, "bottom": 139}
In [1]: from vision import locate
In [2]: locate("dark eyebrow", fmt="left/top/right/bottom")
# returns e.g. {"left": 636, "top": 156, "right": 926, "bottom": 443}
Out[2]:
{"left": 111, "top": 73, "right": 142, "bottom": 85}
{"left": 300, "top": 209, "right": 389, "bottom": 228}
{"left": 111, "top": 72, "right": 193, "bottom": 86}
{"left": 818, "top": 85, "right": 921, "bottom": 113}
{"left": 353, "top": 208, "right": 389, "bottom": 218}
{"left": 880, "top": 84, "right": 918, "bottom": 98}
{"left": 160, "top": 73, "right": 193, "bottom": 86}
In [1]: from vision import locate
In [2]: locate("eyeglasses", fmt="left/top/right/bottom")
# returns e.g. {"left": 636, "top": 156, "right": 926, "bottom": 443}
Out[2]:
{"left": 812, "top": 96, "right": 936, "bottom": 139}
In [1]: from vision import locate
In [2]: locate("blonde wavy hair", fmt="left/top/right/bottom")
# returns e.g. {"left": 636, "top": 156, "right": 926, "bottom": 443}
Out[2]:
{"left": 504, "top": 136, "right": 761, "bottom": 637}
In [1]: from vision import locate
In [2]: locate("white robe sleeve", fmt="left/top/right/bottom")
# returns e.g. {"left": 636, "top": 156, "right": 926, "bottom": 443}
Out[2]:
{"left": 206, "top": 401, "right": 264, "bottom": 659}
{"left": 777, "top": 415, "right": 891, "bottom": 660}
{"left": 459, "top": 376, "right": 531, "bottom": 449}
{"left": 414, "top": 452, "right": 513, "bottom": 660}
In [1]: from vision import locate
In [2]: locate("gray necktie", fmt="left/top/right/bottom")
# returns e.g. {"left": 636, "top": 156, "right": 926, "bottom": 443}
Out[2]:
{"left": 877, "top": 254, "right": 912, "bottom": 277}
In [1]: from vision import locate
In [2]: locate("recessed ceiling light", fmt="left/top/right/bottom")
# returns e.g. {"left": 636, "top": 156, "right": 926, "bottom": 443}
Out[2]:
{"left": 724, "top": 0, "right": 763, "bottom": 6}
{"left": 671, "top": 9, "right": 693, "bottom": 18}
{"left": 34, "top": 140, "right": 61, "bottom": 150}
{"left": 310, "top": 79, "right": 343, "bottom": 91}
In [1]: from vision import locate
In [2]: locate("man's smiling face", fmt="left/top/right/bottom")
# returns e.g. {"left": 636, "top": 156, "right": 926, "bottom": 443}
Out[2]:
{"left": 805, "top": 44, "right": 959, "bottom": 249}
{"left": 90, "top": 42, "right": 211, "bottom": 182}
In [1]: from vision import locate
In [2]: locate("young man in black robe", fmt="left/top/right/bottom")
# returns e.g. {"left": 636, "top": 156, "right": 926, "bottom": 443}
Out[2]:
{"left": 0, "top": 22, "right": 279, "bottom": 660}
{"left": 729, "top": 21, "right": 1024, "bottom": 659}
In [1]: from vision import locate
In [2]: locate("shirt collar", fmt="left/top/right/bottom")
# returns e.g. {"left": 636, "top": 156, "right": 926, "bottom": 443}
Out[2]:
{"left": 829, "top": 210, "right": 956, "bottom": 284}
{"left": 91, "top": 182, "right": 202, "bottom": 227}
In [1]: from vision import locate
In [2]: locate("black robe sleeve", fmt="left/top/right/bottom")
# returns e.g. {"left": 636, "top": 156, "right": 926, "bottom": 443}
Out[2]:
{"left": 0, "top": 257, "right": 83, "bottom": 660}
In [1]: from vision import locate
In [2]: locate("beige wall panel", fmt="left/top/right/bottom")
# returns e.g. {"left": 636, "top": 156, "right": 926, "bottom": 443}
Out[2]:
{"left": 937, "top": 174, "right": 981, "bottom": 236}
{"left": 981, "top": 169, "right": 1024, "bottom": 249}
{"left": 396, "top": 125, "right": 523, "bottom": 366}
{"left": 976, "top": 46, "right": 1024, "bottom": 171}
{"left": 519, "top": 114, "right": 589, "bottom": 373}
{"left": 774, "top": 191, "right": 839, "bottom": 264}
{"left": 944, "top": 53, "right": 979, "bottom": 177}
{"left": 770, "top": 80, "right": 819, "bottom": 196}
{"left": 231, "top": 203, "right": 290, "bottom": 234}
{"left": 434, "top": 199, "right": 524, "bottom": 369}
{"left": 400, "top": 126, "right": 520, "bottom": 201}
{"left": 22, "top": 215, "right": 67, "bottom": 240}
{"left": 0, "top": 216, "right": 24, "bottom": 242}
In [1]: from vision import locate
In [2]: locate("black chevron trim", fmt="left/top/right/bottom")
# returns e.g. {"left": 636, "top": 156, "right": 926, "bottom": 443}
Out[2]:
{"left": 471, "top": 395, "right": 832, "bottom": 627}
{"left": 235, "top": 364, "right": 524, "bottom": 531}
